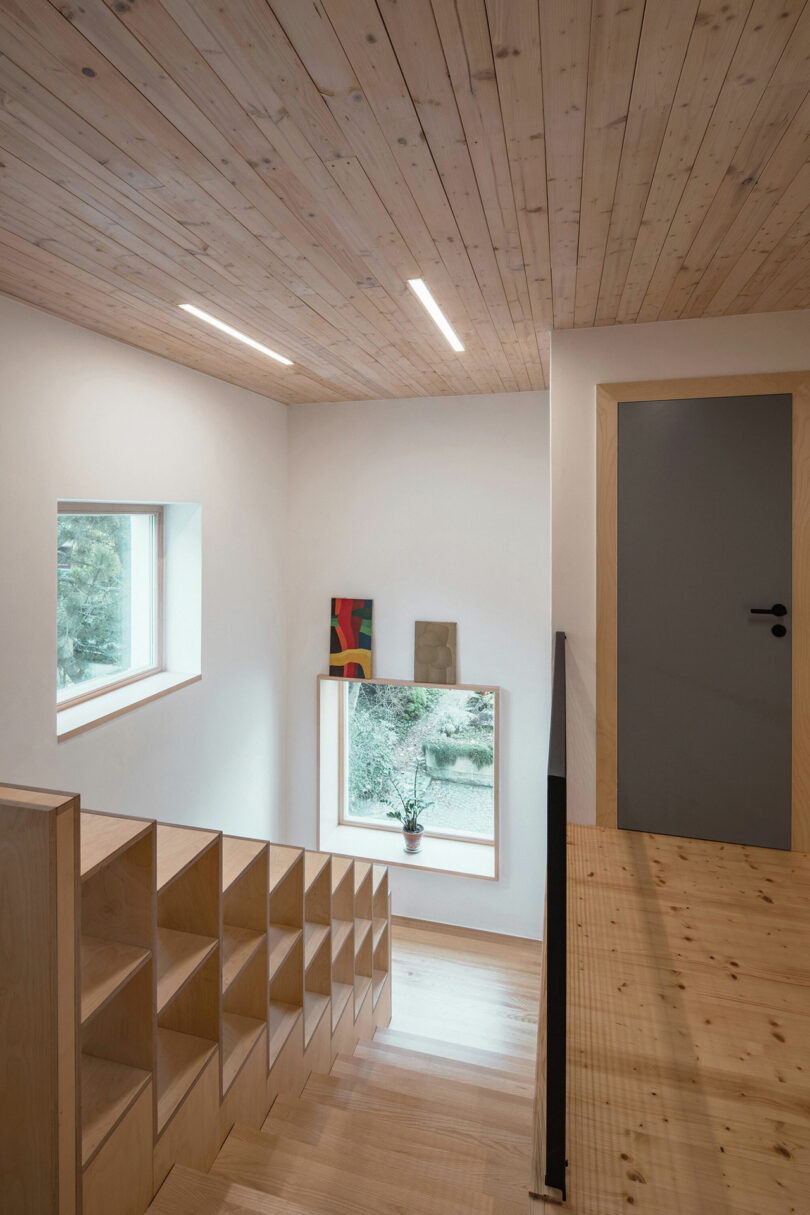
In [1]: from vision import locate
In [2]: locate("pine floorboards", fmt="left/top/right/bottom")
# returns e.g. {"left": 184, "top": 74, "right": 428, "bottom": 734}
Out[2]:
{"left": 563, "top": 824, "right": 810, "bottom": 1214}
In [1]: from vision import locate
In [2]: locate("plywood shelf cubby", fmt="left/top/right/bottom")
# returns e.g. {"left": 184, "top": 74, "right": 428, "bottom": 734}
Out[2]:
{"left": 221, "top": 1012, "right": 265, "bottom": 1094}
{"left": 81, "top": 936, "right": 151, "bottom": 1025}
{"left": 354, "top": 909, "right": 373, "bottom": 1023}
{"left": 354, "top": 918, "right": 372, "bottom": 953}
{"left": 304, "top": 849, "right": 332, "bottom": 1005}
{"left": 304, "top": 850, "right": 330, "bottom": 892}
{"left": 81, "top": 1053, "right": 151, "bottom": 1167}
{"left": 269, "top": 844, "right": 304, "bottom": 894}
{"left": 268, "top": 845, "right": 304, "bottom": 1002}
{"left": 354, "top": 861, "right": 373, "bottom": 960}
{"left": 156, "top": 826, "right": 221, "bottom": 1129}
{"left": 155, "top": 1026, "right": 217, "bottom": 1134}
{"left": 156, "top": 926, "right": 218, "bottom": 1012}
{"left": 268, "top": 932, "right": 303, "bottom": 1067}
{"left": 372, "top": 865, "right": 389, "bottom": 909}
{"left": 332, "top": 982, "right": 353, "bottom": 1027}
{"left": 355, "top": 860, "right": 372, "bottom": 898}
{"left": 80, "top": 811, "right": 152, "bottom": 881}
{"left": 372, "top": 969, "right": 389, "bottom": 1007}
{"left": 267, "top": 1001, "right": 301, "bottom": 1064}
{"left": 371, "top": 868, "right": 391, "bottom": 1014}
{"left": 331, "top": 857, "right": 355, "bottom": 1031}
{"left": 222, "top": 835, "right": 267, "bottom": 893}
{"left": 222, "top": 935, "right": 267, "bottom": 1094}
{"left": 354, "top": 973, "right": 372, "bottom": 1010}
{"left": 156, "top": 823, "right": 219, "bottom": 893}
{"left": 268, "top": 924, "right": 302, "bottom": 976}
{"left": 79, "top": 812, "right": 155, "bottom": 1175}
{"left": 304, "top": 921, "right": 330, "bottom": 968}
{"left": 303, "top": 991, "right": 330, "bottom": 1041}
{"left": 332, "top": 929, "right": 355, "bottom": 1032}
{"left": 331, "top": 855, "right": 353, "bottom": 893}
{"left": 331, "top": 918, "right": 352, "bottom": 961}
{"left": 222, "top": 924, "right": 266, "bottom": 992}
{"left": 372, "top": 917, "right": 387, "bottom": 949}
{"left": 221, "top": 833, "right": 269, "bottom": 1093}
{"left": 304, "top": 907, "right": 331, "bottom": 1047}
{"left": 80, "top": 958, "right": 154, "bottom": 1161}
{"left": 372, "top": 914, "right": 391, "bottom": 1011}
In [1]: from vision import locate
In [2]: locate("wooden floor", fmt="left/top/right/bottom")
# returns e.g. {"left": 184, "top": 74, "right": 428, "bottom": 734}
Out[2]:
{"left": 565, "top": 824, "right": 810, "bottom": 1214}
{"left": 384, "top": 919, "right": 542, "bottom": 1071}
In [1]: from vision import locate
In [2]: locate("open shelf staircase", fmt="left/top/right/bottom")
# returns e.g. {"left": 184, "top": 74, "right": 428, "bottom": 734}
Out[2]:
{"left": 149, "top": 1030, "right": 537, "bottom": 1214}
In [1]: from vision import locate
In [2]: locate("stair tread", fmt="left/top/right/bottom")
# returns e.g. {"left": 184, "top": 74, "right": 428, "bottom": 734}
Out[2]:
{"left": 148, "top": 1165, "right": 322, "bottom": 1214}
{"left": 212, "top": 1125, "right": 526, "bottom": 1215}
{"left": 372, "top": 1027, "right": 534, "bottom": 1077}
{"left": 262, "top": 1094, "right": 530, "bottom": 1205}
{"left": 354, "top": 1040, "right": 534, "bottom": 1097}
{"left": 329, "top": 1054, "right": 533, "bottom": 1121}
{"left": 302, "top": 1072, "right": 532, "bottom": 1150}
{"left": 264, "top": 1092, "right": 530, "bottom": 1159}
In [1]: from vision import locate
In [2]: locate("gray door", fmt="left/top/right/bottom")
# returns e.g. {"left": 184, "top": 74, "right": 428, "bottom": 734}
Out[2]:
{"left": 617, "top": 394, "right": 792, "bottom": 849}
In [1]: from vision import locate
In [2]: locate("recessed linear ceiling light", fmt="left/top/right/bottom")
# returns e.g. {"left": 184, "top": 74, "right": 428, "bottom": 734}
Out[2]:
{"left": 179, "top": 303, "right": 293, "bottom": 366}
{"left": 406, "top": 278, "right": 464, "bottom": 352}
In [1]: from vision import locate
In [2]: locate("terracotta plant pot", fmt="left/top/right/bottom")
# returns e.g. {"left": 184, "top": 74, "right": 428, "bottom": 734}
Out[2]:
{"left": 402, "top": 825, "right": 424, "bottom": 854}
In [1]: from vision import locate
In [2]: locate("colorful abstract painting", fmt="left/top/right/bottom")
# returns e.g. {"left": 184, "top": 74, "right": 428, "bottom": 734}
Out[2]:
{"left": 330, "top": 598, "right": 373, "bottom": 678}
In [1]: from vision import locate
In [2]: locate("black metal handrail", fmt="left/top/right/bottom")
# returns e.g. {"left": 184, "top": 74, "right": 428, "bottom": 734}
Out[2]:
{"left": 545, "top": 630, "right": 567, "bottom": 1198}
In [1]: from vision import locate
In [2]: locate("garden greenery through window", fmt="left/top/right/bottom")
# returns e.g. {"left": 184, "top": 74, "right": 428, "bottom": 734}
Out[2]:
{"left": 57, "top": 503, "right": 162, "bottom": 707}
{"left": 339, "top": 680, "right": 497, "bottom": 842}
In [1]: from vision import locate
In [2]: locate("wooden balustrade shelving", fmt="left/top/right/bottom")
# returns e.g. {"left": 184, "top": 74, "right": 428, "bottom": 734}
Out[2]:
{"left": 354, "top": 860, "right": 373, "bottom": 957}
{"left": 155, "top": 824, "right": 220, "bottom": 1136}
{"left": 80, "top": 813, "right": 155, "bottom": 1175}
{"left": 220, "top": 836, "right": 269, "bottom": 1096}
{"left": 1, "top": 785, "right": 392, "bottom": 1215}
{"left": 372, "top": 866, "right": 391, "bottom": 1010}
{"left": 331, "top": 857, "right": 355, "bottom": 1032}
{"left": 304, "top": 851, "right": 333, "bottom": 1045}
{"left": 268, "top": 847, "right": 303, "bottom": 977}
{"left": 267, "top": 845, "right": 304, "bottom": 1069}
{"left": 354, "top": 925, "right": 374, "bottom": 1016}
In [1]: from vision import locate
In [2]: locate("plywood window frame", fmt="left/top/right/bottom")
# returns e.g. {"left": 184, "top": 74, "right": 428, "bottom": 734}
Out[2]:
{"left": 57, "top": 501, "right": 165, "bottom": 712}
{"left": 595, "top": 371, "right": 810, "bottom": 852}
{"left": 326, "top": 674, "right": 499, "bottom": 849}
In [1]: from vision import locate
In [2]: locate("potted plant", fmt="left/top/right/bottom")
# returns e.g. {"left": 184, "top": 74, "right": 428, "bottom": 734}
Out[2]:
{"left": 386, "top": 762, "right": 433, "bottom": 853}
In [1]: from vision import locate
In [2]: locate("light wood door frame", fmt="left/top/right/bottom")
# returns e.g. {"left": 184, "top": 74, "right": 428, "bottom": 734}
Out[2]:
{"left": 596, "top": 371, "right": 810, "bottom": 852}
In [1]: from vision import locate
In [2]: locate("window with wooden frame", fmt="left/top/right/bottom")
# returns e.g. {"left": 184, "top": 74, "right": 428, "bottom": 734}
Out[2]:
{"left": 57, "top": 502, "right": 163, "bottom": 710}
{"left": 333, "top": 677, "right": 498, "bottom": 846}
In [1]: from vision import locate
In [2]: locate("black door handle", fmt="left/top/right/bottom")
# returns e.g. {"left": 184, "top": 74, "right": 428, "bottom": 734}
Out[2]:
{"left": 750, "top": 603, "right": 788, "bottom": 617}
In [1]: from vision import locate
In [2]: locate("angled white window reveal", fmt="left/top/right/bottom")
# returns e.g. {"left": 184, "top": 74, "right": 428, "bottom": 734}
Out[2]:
{"left": 407, "top": 279, "right": 464, "bottom": 352}
{"left": 57, "top": 503, "right": 162, "bottom": 708}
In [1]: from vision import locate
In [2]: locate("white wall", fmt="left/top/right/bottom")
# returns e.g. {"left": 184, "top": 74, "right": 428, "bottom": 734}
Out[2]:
{"left": 287, "top": 391, "right": 550, "bottom": 939}
{"left": 0, "top": 296, "right": 289, "bottom": 841}
{"left": 551, "top": 308, "right": 810, "bottom": 824}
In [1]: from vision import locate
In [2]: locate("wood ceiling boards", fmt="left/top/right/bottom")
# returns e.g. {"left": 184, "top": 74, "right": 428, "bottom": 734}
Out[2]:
{"left": 0, "top": 1, "right": 808, "bottom": 404}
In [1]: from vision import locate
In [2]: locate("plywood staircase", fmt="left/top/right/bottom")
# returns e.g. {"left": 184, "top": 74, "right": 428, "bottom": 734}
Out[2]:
{"left": 148, "top": 1031, "right": 536, "bottom": 1214}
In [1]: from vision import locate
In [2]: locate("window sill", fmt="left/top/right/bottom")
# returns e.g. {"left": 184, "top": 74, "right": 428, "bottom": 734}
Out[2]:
{"left": 318, "top": 822, "right": 497, "bottom": 880}
{"left": 57, "top": 671, "right": 201, "bottom": 741}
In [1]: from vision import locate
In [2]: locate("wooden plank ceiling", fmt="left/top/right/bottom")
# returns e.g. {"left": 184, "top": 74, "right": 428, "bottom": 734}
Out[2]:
{"left": 0, "top": 1, "right": 809, "bottom": 405}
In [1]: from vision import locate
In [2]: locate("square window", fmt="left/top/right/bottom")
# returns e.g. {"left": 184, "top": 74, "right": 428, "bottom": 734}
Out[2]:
{"left": 57, "top": 504, "right": 162, "bottom": 707}
{"left": 339, "top": 680, "right": 497, "bottom": 843}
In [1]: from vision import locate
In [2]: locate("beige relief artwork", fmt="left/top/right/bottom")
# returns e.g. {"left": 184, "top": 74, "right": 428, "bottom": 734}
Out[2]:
{"left": 414, "top": 622, "right": 457, "bottom": 685}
